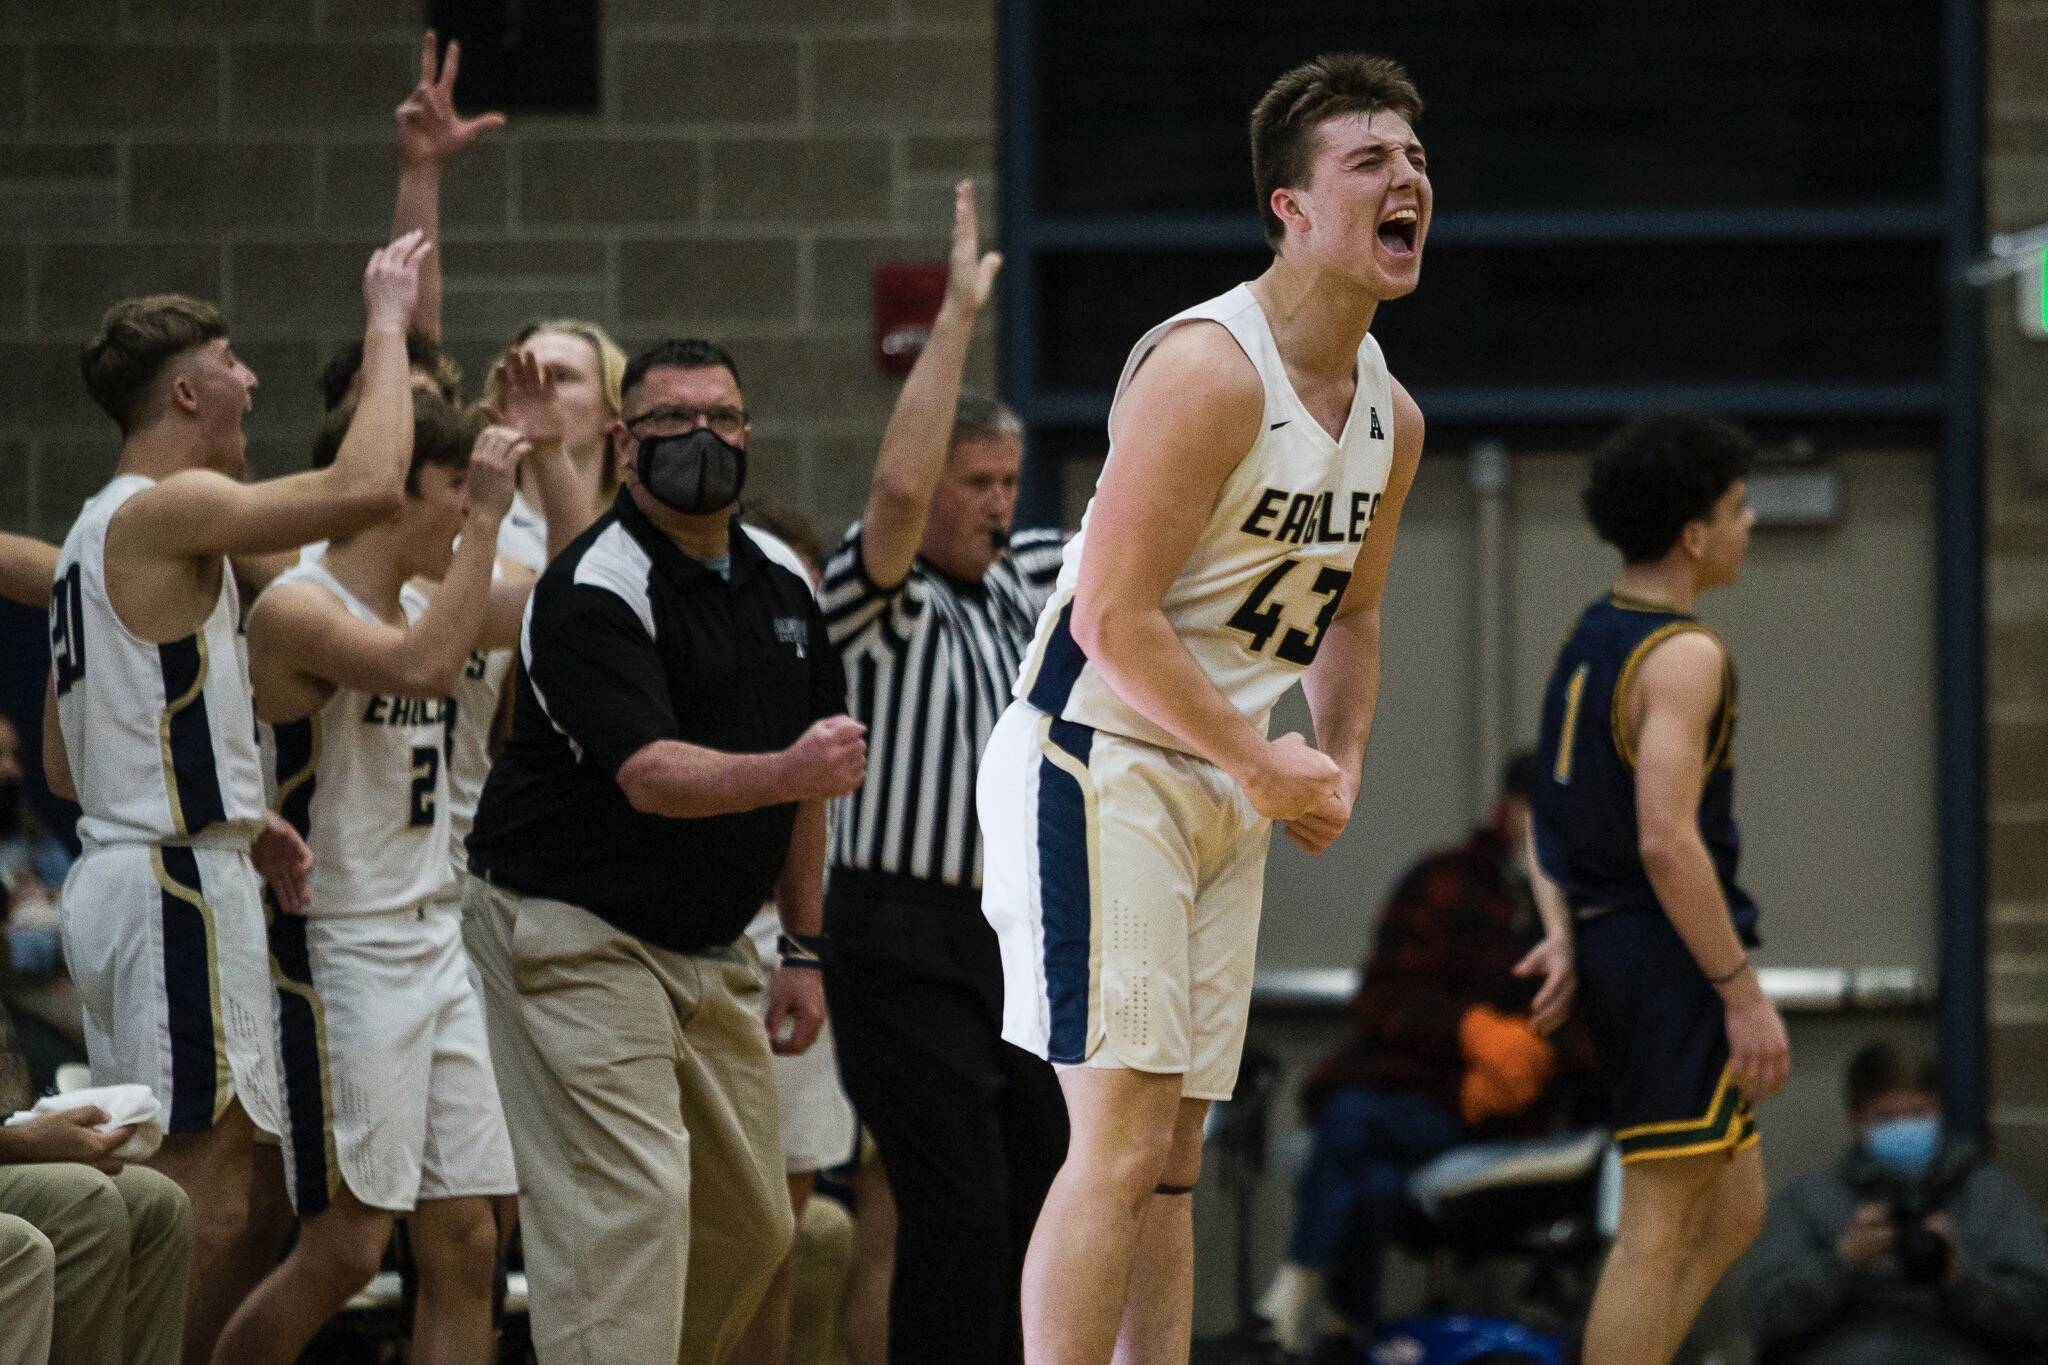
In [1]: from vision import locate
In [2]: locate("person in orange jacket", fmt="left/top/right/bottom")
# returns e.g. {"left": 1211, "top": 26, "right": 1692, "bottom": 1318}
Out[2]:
{"left": 1259, "top": 753, "right": 1598, "bottom": 1353}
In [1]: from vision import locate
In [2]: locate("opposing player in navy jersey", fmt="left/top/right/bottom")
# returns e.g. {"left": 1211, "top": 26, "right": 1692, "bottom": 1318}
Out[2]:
{"left": 1532, "top": 413, "right": 1790, "bottom": 1365}
{"left": 982, "top": 54, "right": 1434, "bottom": 1365}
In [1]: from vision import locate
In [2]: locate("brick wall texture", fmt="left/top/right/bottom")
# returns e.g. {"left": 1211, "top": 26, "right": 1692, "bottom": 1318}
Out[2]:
{"left": 0, "top": 0, "right": 997, "bottom": 543}
{"left": 1988, "top": 0, "right": 2048, "bottom": 1191}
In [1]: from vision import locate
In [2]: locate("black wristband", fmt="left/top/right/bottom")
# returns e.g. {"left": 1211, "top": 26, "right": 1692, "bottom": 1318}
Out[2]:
{"left": 777, "top": 955, "right": 824, "bottom": 971}
{"left": 1707, "top": 956, "right": 1751, "bottom": 986}
{"left": 777, "top": 932, "right": 826, "bottom": 968}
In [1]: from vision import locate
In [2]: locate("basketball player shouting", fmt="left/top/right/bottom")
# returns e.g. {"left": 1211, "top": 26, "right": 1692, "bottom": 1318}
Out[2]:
{"left": 980, "top": 54, "right": 1434, "bottom": 1365}
{"left": 48, "top": 233, "right": 427, "bottom": 1362}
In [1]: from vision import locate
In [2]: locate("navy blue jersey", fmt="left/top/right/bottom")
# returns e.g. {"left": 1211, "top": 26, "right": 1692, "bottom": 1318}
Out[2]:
{"left": 1532, "top": 594, "right": 1757, "bottom": 942}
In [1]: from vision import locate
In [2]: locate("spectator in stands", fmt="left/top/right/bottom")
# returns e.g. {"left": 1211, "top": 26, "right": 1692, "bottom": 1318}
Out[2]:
{"left": 1257, "top": 752, "right": 1590, "bottom": 1354}
{"left": 0, "top": 996, "right": 194, "bottom": 1365}
{"left": 0, "top": 714, "right": 85, "bottom": 1094}
{"left": 1749, "top": 1039, "right": 2048, "bottom": 1364}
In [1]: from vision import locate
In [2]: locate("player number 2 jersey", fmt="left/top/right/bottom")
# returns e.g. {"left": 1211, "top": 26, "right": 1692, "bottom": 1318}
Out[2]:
{"left": 53, "top": 474, "right": 268, "bottom": 849}
{"left": 270, "top": 557, "right": 453, "bottom": 916}
{"left": 1013, "top": 284, "right": 1396, "bottom": 754}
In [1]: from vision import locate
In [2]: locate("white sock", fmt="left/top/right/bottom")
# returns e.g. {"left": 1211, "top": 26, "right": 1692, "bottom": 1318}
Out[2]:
{"left": 1256, "top": 1262, "right": 1326, "bottom": 1353}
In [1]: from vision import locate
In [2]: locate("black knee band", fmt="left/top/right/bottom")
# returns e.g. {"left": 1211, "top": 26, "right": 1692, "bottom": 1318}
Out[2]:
{"left": 1154, "top": 1182, "right": 1195, "bottom": 1196}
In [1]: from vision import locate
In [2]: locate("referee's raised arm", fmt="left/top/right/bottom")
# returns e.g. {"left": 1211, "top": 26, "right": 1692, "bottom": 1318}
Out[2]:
{"left": 816, "top": 180, "right": 1072, "bottom": 1365}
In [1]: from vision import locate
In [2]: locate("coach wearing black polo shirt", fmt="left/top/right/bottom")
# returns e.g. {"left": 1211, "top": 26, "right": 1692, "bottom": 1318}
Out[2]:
{"left": 463, "top": 338, "right": 866, "bottom": 1365}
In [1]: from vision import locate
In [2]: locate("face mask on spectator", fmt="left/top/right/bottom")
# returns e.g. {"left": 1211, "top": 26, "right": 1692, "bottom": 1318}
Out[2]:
{"left": 638, "top": 428, "right": 747, "bottom": 516}
{"left": 0, "top": 781, "right": 20, "bottom": 839}
{"left": 1865, "top": 1114, "right": 1941, "bottom": 1180}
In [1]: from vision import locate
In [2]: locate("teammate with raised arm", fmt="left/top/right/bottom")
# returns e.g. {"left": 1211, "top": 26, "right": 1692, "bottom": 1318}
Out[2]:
{"left": 214, "top": 401, "right": 526, "bottom": 1365}
{"left": 49, "top": 233, "right": 427, "bottom": 1363}
{"left": 979, "top": 55, "right": 1432, "bottom": 1365}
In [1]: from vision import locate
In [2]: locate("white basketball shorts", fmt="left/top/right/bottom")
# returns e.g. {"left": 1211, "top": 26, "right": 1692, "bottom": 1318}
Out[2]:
{"left": 745, "top": 906, "right": 858, "bottom": 1174}
{"left": 60, "top": 840, "right": 283, "bottom": 1137}
{"left": 978, "top": 701, "right": 1272, "bottom": 1101}
{"left": 269, "top": 895, "right": 516, "bottom": 1214}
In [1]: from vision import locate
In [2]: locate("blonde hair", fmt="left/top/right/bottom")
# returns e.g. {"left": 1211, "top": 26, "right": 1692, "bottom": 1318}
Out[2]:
{"left": 482, "top": 317, "right": 629, "bottom": 498}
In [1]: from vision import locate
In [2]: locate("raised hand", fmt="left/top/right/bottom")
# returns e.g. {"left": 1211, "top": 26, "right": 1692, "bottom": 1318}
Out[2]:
{"left": 362, "top": 229, "right": 434, "bottom": 331}
{"left": 943, "top": 178, "right": 1002, "bottom": 316}
{"left": 487, "top": 349, "right": 565, "bottom": 450}
{"left": 465, "top": 425, "right": 528, "bottom": 523}
{"left": 397, "top": 30, "right": 507, "bottom": 168}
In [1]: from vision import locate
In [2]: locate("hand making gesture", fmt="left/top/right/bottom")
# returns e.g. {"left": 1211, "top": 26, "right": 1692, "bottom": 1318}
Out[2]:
{"left": 397, "top": 30, "right": 506, "bottom": 169}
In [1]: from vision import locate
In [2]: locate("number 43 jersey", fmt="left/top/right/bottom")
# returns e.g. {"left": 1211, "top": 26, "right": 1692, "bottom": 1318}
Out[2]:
{"left": 269, "top": 556, "right": 452, "bottom": 917}
{"left": 53, "top": 474, "right": 268, "bottom": 849}
{"left": 1014, "top": 284, "right": 1396, "bottom": 755}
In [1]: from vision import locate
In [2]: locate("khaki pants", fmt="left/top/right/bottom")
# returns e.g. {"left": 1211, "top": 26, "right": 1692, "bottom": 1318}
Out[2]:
{"left": 0, "top": 1163, "right": 192, "bottom": 1365}
{"left": 0, "top": 1212, "right": 53, "bottom": 1364}
{"left": 463, "top": 874, "right": 791, "bottom": 1365}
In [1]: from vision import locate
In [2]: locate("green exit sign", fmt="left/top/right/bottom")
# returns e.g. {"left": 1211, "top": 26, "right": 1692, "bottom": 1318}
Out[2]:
{"left": 2026, "top": 247, "right": 2048, "bottom": 339}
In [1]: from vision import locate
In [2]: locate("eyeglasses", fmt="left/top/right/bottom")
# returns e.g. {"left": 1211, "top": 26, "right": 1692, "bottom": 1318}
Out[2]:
{"left": 626, "top": 404, "right": 748, "bottom": 442}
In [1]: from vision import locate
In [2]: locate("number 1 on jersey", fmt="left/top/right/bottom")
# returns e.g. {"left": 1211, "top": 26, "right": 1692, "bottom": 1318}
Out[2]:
{"left": 1225, "top": 558, "right": 1352, "bottom": 666}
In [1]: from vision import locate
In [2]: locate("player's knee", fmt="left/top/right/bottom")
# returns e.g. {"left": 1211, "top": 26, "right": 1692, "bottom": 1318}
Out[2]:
{"left": 413, "top": 1204, "right": 499, "bottom": 1291}
{"left": 1708, "top": 1162, "right": 1767, "bottom": 1260}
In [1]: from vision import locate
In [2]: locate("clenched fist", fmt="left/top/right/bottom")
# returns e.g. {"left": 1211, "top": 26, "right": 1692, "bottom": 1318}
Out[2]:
{"left": 780, "top": 716, "right": 867, "bottom": 800}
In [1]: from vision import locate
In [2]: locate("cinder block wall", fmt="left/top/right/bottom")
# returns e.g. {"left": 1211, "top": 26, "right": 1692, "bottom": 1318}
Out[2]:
{"left": 0, "top": 0, "right": 996, "bottom": 543}
{"left": 1987, "top": 0, "right": 2048, "bottom": 1193}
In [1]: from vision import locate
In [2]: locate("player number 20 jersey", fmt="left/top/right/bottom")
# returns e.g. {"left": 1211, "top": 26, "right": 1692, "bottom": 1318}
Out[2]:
{"left": 53, "top": 474, "right": 268, "bottom": 849}
{"left": 1013, "top": 284, "right": 1396, "bottom": 755}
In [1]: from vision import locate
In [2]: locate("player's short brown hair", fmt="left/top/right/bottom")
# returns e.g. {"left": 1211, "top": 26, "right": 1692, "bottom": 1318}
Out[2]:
{"left": 1250, "top": 54, "right": 1423, "bottom": 250}
{"left": 79, "top": 294, "right": 229, "bottom": 434}
{"left": 312, "top": 388, "right": 477, "bottom": 495}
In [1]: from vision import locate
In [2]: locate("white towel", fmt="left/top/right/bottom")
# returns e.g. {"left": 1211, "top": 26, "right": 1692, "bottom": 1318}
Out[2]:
{"left": 5, "top": 1083, "right": 164, "bottom": 1161}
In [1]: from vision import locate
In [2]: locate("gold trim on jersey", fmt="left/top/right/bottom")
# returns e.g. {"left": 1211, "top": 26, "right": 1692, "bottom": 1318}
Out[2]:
{"left": 157, "top": 631, "right": 212, "bottom": 837}
{"left": 149, "top": 846, "right": 233, "bottom": 1124}
{"left": 1610, "top": 622, "right": 1734, "bottom": 776}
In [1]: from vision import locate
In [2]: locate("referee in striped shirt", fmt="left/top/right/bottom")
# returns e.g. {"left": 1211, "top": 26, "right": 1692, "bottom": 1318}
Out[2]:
{"left": 819, "top": 182, "right": 1068, "bottom": 1365}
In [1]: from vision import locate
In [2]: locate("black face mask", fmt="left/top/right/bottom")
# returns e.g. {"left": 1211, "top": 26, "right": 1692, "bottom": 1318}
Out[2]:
{"left": 0, "top": 782, "right": 20, "bottom": 839}
{"left": 636, "top": 428, "right": 747, "bottom": 516}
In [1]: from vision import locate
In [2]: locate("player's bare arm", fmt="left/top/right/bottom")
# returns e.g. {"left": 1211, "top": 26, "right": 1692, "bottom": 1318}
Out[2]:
{"left": 1514, "top": 815, "right": 1578, "bottom": 1035}
{"left": 40, "top": 676, "right": 72, "bottom": 802}
{"left": 1072, "top": 321, "right": 1341, "bottom": 823}
{"left": 859, "top": 180, "right": 1001, "bottom": 588}
{"left": 487, "top": 348, "right": 587, "bottom": 561}
{"left": 1633, "top": 629, "right": 1790, "bottom": 1102}
{"left": 766, "top": 796, "right": 829, "bottom": 1057}
{"left": 105, "top": 236, "right": 432, "bottom": 643}
{"left": 392, "top": 30, "right": 504, "bottom": 342}
{"left": 0, "top": 533, "right": 57, "bottom": 608}
{"left": 1287, "top": 377, "right": 1424, "bottom": 854}
{"left": 248, "top": 427, "right": 522, "bottom": 721}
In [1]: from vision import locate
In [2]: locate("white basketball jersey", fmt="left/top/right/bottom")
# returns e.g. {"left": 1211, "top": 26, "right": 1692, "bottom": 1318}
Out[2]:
{"left": 270, "top": 557, "right": 452, "bottom": 916}
{"left": 53, "top": 474, "right": 268, "bottom": 849}
{"left": 401, "top": 572, "right": 513, "bottom": 873}
{"left": 1014, "top": 285, "right": 1396, "bottom": 755}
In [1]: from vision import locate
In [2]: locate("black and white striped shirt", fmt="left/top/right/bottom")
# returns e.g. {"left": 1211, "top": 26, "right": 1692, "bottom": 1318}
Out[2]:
{"left": 822, "top": 524, "right": 1065, "bottom": 888}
